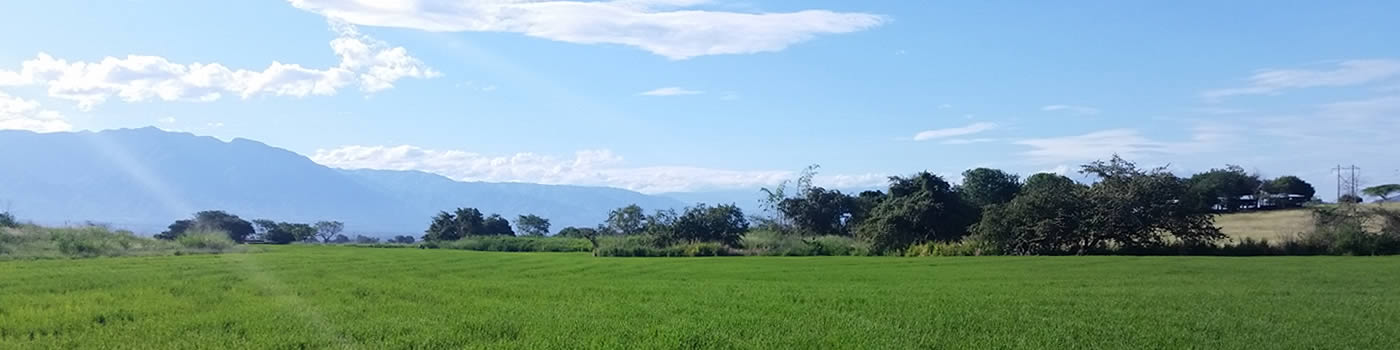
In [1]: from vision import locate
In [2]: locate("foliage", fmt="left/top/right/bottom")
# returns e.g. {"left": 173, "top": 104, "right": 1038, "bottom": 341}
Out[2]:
{"left": 0, "top": 211, "right": 17, "bottom": 228}
{"left": 330, "top": 234, "right": 351, "bottom": 244}
{"left": 174, "top": 230, "right": 238, "bottom": 252}
{"left": 1263, "top": 176, "right": 1317, "bottom": 206}
{"left": 1079, "top": 156, "right": 1223, "bottom": 248}
{"left": 651, "top": 203, "right": 749, "bottom": 247}
{"left": 739, "top": 230, "right": 871, "bottom": 256}
{"left": 973, "top": 173, "right": 1091, "bottom": 255}
{"left": 605, "top": 204, "right": 647, "bottom": 235}
{"left": 778, "top": 187, "right": 856, "bottom": 236}
{"left": 1362, "top": 184, "right": 1400, "bottom": 202}
{"left": 514, "top": 214, "right": 551, "bottom": 236}
{"left": 556, "top": 226, "right": 599, "bottom": 239}
{"left": 592, "top": 236, "right": 737, "bottom": 257}
{"left": 482, "top": 214, "right": 515, "bottom": 236}
{"left": 353, "top": 235, "right": 380, "bottom": 244}
{"left": 157, "top": 210, "right": 255, "bottom": 243}
{"left": 254, "top": 220, "right": 316, "bottom": 244}
{"left": 855, "top": 172, "right": 977, "bottom": 252}
{"left": 388, "top": 235, "right": 416, "bottom": 244}
{"left": 424, "top": 235, "right": 592, "bottom": 252}
{"left": 1, "top": 224, "right": 241, "bottom": 259}
{"left": 1339, "top": 194, "right": 1364, "bottom": 204}
{"left": 959, "top": 168, "right": 1022, "bottom": 209}
{"left": 314, "top": 221, "right": 344, "bottom": 243}
{"left": 903, "top": 239, "right": 999, "bottom": 257}
{"left": 1283, "top": 206, "right": 1400, "bottom": 255}
{"left": 424, "top": 208, "right": 514, "bottom": 241}
{"left": 1185, "top": 165, "right": 1261, "bottom": 212}
{"left": 759, "top": 164, "right": 819, "bottom": 228}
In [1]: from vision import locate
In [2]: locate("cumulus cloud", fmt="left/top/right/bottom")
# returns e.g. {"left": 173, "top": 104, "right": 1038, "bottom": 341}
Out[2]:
{"left": 0, "top": 21, "right": 437, "bottom": 110}
{"left": 311, "top": 145, "right": 885, "bottom": 193}
{"left": 912, "top": 122, "right": 997, "bottom": 141}
{"left": 287, "top": 0, "right": 886, "bottom": 60}
{"left": 0, "top": 91, "right": 71, "bottom": 133}
{"left": 1204, "top": 59, "right": 1400, "bottom": 99}
{"left": 639, "top": 87, "right": 703, "bottom": 96}
{"left": 1041, "top": 104, "right": 1100, "bottom": 115}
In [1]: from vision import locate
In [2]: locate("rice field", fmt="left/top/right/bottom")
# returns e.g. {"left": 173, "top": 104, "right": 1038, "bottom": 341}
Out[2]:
{"left": 2, "top": 246, "right": 1398, "bottom": 349}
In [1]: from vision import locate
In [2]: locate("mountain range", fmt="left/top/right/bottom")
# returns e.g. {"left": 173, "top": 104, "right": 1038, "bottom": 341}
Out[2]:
{"left": 0, "top": 128, "right": 687, "bottom": 236}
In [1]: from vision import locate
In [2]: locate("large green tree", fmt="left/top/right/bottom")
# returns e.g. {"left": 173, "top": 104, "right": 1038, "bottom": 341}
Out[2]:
{"left": 482, "top": 214, "right": 515, "bottom": 236}
{"left": 606, "top": 204, "right": 646, "bottom": 235}
{"left": 657, "top": 203, "right": 749, "bottom": 247}
{"left": 974, "top": 173, "right": 1090, "bottom": 255}
{"left": 1263, "top": 176, "right": 1317, "bottom": 207}
{"left": 855, "top": 172, "right": 978, "bottom": 252}
{"left": 1186, "top": 165, "right": 1261, "bottom": 212}
{"left": 779, "top": 187, "right": 856, "bottom": 236}
{"left": 314, "top": 221, "right": 344, "bottom": 243}
{"left": 515, "top": 214, "right": 551, "bottom": 236}
{"left": 157, "top": 210, "right": 255, "bottom": 243}
{"left": 1082, "top": 156, "right": 1223, "bottom": 249}
{"left": 960, "top": 168, "right": 1022, "bottom": 208}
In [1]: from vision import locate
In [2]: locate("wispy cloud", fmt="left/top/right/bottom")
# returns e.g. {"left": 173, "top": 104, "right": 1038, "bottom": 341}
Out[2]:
{"left": 311, "top": 145, "right": 886, "bottom": 193}
{"left": 1203, "top": 59, "right": 1400, "bottom": 99}
{"left": 640, "top": 87, "right": 703, "bottom": 96}
{"left": 1041, "top": 104, "right": 1101, "bottom": 115}
{"left": 1015, "top": 128, "right": 1222, "bottom": 164}
{"left": 0, "top": 21, "right": 437, "bottom": 110}
{"left": 287, "top": 0, "right": 886, "bottom": 60}
{"left": 941, "top": 138, "right": 998, "bottom": 145}
{"left": 912, "top": 122, "right": 997, "bottom": 141}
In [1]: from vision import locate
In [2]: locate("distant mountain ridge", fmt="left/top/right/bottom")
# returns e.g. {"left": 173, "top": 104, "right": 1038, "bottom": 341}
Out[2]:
{"left": 0, "top": 127, "right": 684, "bottom": 235}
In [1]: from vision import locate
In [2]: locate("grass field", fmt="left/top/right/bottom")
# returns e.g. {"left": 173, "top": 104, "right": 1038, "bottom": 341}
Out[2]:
{"left": 2, "top": 246, "right": 1398, "bottom": 349}
{"left": 1217, "top": 203, "right": 1399, "bottom": 242}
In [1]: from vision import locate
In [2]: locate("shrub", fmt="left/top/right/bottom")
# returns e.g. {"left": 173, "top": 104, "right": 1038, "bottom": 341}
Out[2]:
{"left": 0, "top": 212, "right": 17, "bottom": 228}
{"left": 904, "top": 239, "right": 999, "bottom": 257}
{"left": 0, "top": 224, "right": 232, "bottom": 259}
{"left": 176, "top": 230, "right": 238, "bottom": 252}
{"left": 427, "top": 236, "right": 591, "bottom": 253}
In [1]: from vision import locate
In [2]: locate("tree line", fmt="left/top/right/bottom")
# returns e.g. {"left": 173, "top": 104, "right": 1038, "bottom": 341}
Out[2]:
{"left": 155, "top": 211, "right": 415, "bottom": 245}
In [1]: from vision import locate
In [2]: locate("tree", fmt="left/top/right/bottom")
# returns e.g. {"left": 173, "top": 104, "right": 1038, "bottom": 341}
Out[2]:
{"left": 1080, "top": 155, "right": 1223, "bottom": 249}
{"left": 453, "top": 208, "right": 486, "bottom": 237}
{"left": 557, "top": 227, "right": 598, "bottom": 238}
{"left": 855, "top": 172, "right": 978, "bottom": 252}
{"left": 389, "top": 235, "right": 416, "bottom": 244}
{"left": 960, "top": 168, "right": 1022, "bottom": 208}
{"left": 759, "top": 165, "right": 819, "bottom": 228}
{"left": 515, "top": 214, "right": 551, "bottom": 236}
{"left": 1340, "top": 194, "right": 1365, "bottom": 204}
{"left": 353, "top": 235, "right": 379, "bottom": 244}
{"left": 256, "top": 220, "right": 316, "bottom": 244}
{"left": 779, "top": 187, "right": 856, "bottom": 236}
{"left": 1186, "top": 165, "right": 1261, "bottom": 212}
{"left": 1263, "top": 176, "right": 1317, "bottom": 208}
{"left": 314, "top": 221, "right": 344, "bottom": 243}
{"left": 1363, "top": 184, "right": 1400, "bottom": 202}
{"left": 424, "top": 211, "right": 458, "bottom": 241}
{"left": 657, "top": 203, "right": 749, "bottom": 247}
{"left": 0, "top": 211, "right": 18, "bottom": 228}
{"left": 974, "top": 173, "right": 1090, "bottom": 255}
{"left": 330, "top": 234, "right": 351, "bottom": 244}
{"left": 606, "top": 204, "right": 646, "bottom": 235}
{"left": 482, "top": 214, "right": 515, "bottom": 236}
{"left": 157, "top": 210, "right": 254, "bottom": 243}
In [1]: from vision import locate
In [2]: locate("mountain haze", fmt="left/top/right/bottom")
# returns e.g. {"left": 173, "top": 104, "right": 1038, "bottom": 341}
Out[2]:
{"left": 0, "top": 128, "right": 684, "bottom": 235}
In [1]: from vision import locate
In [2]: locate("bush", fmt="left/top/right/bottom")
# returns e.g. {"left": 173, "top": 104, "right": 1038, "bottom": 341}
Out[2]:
{"left": 904, "top": 239, "right": 999, "bottom": 257}
{"left": 740, "top": 230, "right": 870, "bottom": 256}
{"left": 424, "top": 236, "right": 591, "bottom": 253}
{"left": 0, "top": 212, "right": 17, "bottom": 228}
{"left": 2, "top": 224, "right": 244, "bottom": 259}
{"left": 175, "top": 230, "right": 238, "bottom": 252}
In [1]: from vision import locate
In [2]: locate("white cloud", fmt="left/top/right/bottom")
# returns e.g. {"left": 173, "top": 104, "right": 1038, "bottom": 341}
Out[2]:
{"left": 0, "top": 21, "right": 436, "bottom": 110}
{"left": 158, "top": 116, "right": 176, "bottom": 124}
{"left": 1015, "top": 128, "right": 1221, "bottom": 164}
{"left": 912, "top": 122, "right": 997, "bottom": 141}
{"left": 1041, "top": 104, "right": 1100, "bottom": 115}
{"left": 941, "top": 138, "right": 997, "bottom": 145}
{"left": 639, "top": 87, "right": 703, "bottom": 96}
{"left": 0, "top": 91, "right": 71, "bottom": 133}
{"left": 311, "top": 145, "right": 885, "bottom": 193}
{"left": 287, "top": 0, "right": 886, "bottom": 60}
{"left": 1204, "top": 59, "right": 1400, "bottom": 99}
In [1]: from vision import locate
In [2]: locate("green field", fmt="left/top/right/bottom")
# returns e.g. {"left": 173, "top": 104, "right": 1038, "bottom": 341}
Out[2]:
{"left": 2, "top": 246, "right": 1398, "bottom": 349}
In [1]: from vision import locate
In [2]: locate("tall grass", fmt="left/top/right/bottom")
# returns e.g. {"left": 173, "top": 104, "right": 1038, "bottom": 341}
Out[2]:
{"left": 739, "top": 230, "right": 871, "bottom": 256}
{"left": 0, "top": 225, "right": 242, "bottom": 259}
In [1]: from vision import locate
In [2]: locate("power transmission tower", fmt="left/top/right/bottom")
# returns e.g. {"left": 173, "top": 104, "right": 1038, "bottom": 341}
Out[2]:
{"left": 1333, "top": 165, "right": 1361, "bottom": 201}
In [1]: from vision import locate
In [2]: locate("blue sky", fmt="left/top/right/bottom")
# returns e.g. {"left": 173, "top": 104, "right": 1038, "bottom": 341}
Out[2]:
{"left": 1, "top": 0, "right": 1397, "bottom": 198}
